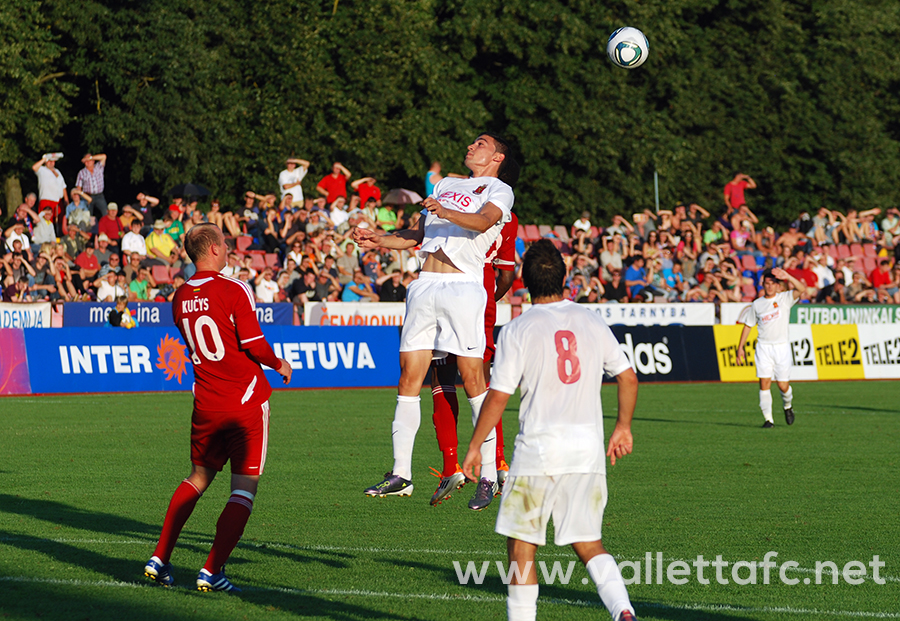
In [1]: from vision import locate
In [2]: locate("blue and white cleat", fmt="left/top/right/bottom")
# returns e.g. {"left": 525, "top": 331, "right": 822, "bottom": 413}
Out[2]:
{"left": 144, "top": 556, "right": 174, "bottom": 587}
{"left": 196, "top": 566, "right": 241, "bottom": 592}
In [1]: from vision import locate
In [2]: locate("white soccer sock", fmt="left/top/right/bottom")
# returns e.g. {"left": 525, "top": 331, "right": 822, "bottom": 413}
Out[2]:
{"left": 507, "top": 584, "right": 538, "bottom": 621}
{"left": 469, "top": 391, "right": 497, "bottom": 483}
{"left": 586, "top": 554, "right": 634, "bottom": 621}
{"left": 759, "top": 389, "right": 774, "bottom": 424}
{"left": 781, "top": 386, "right": 793, "bottom": 409}
{"left": 391, "top": 395, "right": 421, "bottom": 481}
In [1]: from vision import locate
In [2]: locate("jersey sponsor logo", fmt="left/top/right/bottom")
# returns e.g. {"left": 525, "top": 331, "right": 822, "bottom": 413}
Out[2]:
{"left": 156, "top": 334, "right": 190, "bottom": 383}
{"left": 619, "top": 333, "right": 672, "bottom": 376}
{"left": 473, "top": 184, "right": 487, "bottom": 195}
{"left": 437, "top": 191, "right": 475, "bottom": 210}
{"left": 273, "top": 341, "right": 377, "bottom": 370}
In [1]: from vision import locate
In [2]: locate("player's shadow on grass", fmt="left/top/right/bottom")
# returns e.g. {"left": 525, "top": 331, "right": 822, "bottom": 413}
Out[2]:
{"left": 377, "top": 557, "right": 760, "bottom": 621}
{"left": 629, "top": 415, "right": 753, "bottom": 428}
{"left": 808, "top": 402, "right": 899, "bottom": 414}
{"left": 239, "top": 586, "right": 433, "bottom": 620}
{"left": 237, "top": 539, "right": 353, "bottom": 570}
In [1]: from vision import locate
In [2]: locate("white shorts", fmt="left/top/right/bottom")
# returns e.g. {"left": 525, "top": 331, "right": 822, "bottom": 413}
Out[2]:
{"left": 400, "top": 272, "right": 486, "bottom": 358}
{"left": 495, "top": 473, "right": 607, "bottom": 546}
{"left": 755, "top": 341, "right": 792, "bottom": 382}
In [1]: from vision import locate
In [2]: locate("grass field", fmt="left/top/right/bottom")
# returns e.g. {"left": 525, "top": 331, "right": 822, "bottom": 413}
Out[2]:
{"left": 1, "top": 380, "right": 897, "bottom": 621}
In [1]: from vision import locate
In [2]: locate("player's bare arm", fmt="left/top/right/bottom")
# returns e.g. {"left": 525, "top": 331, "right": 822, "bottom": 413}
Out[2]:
{"left": 771, "top": 267, "right": 808, "bottom": 300}
{"left": 736, "top": 323, "right": 753, "bottom": 365}
{"left": 495, "top": 269, "right": 516, "bottom": 301}
{"left": 462, "top": 388, "right": 510, "bottom": 482}
{"left": 423, "top": 198, "right": 503, "bottom": 234}
{"left": 607, "top": 368, "right": 638, "bottom": 466}
{"left": 352, "top": 216, "right": 425, "bottom": 250}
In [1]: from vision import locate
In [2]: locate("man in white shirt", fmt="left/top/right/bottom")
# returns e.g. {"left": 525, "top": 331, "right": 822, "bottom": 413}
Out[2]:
{"left": 462, "top": 239, "right": 639, "bottom": 621}
{"left": 737, "top": 267, "right": 808, "bottom": 427}
{"left": 121, "top": 220, "right": 148, "bottom": 261}
{"left": 354, "top": 134, "right": 518, "bottom": 510}
{"left": 32, "top": 154, "right": 69, "bottom": 222}
{"left": 254, "top": 267, "right": 280, "bottom": 303}
{"left": 279, "top": 158, "right": 310, "bottom": 207}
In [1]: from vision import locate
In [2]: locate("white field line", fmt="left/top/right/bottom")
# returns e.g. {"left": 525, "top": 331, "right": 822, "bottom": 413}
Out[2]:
{"left": 1, "top": 536, "right": 897, "bottom": 584}
{"left": 0, "top": 576, "right": 897, "bottom": 618}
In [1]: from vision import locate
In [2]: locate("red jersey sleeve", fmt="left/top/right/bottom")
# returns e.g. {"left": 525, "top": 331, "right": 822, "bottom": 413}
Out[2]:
{"left": 495, "top": 213, "right": 519, "bottom": 272}
{"left": 230, "top": 283, "right": 280, "bottom": 370}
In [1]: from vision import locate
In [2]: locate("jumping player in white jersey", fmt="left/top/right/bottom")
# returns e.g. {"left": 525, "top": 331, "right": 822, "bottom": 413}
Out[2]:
{"left": 354, "top": 134, "right": 519, "bottom": 510}
{"left": 737, "top": 267, "right": 808, "bottom": 428}
{"left": 462, "top": 239, "right": 640, "bottom": 621}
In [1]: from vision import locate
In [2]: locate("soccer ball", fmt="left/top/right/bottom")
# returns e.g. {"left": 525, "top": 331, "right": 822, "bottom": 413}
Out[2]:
{"left": 607, "top": 27, "right": 649, "bottom": 69}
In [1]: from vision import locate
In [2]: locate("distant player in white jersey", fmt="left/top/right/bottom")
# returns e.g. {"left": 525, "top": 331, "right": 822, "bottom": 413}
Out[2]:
{"left": 737, "top": 267, "right": 808, "bottom": 428}
{"left": 462, "top": 239, "right": 640, "bottom": 621}
{"left": 354, "top": 134, "right": 519, "bottom": 511}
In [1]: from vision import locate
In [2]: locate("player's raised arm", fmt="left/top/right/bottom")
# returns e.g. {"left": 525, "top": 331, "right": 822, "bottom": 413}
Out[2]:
{"left": 352, "top": 215, "right": 425, "bottom": 250}
{"left": 607, "top": 368, "right": 638, "bottom": 466}
{"left": 771, "top": 267, "right": 808, "bottom": 300}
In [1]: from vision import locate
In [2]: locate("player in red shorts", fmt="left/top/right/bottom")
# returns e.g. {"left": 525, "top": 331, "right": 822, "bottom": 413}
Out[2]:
{"left": 429, "top": 212, "right": 519, "bottom": 506}
{"left": 143, "top": 223, "right": 291, "bottom": 592}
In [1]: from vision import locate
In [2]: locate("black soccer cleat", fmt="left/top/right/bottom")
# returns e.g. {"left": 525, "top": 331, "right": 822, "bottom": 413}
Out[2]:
{"left": 762, "top": 420, "right": 774, "bottom": 428}
{"left": 784, "top": 407, "right": 795, "bottom": 426}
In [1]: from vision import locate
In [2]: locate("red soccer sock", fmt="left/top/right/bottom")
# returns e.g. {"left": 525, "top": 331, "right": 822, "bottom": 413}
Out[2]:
{"left": 432, "top": 384, "right": 460, "bottom": 476}
{"left": 495, "top": 416, "right": 506, "bottom": 466}
{"left": 153, "top": 479, "right": 202, "bottom": 564}
{"left": 203, "top": 491, "right": 254, "bottom": 575}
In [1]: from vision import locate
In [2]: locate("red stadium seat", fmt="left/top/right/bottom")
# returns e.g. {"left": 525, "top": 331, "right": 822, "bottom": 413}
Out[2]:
{"left": 741, "top": 283, "right": 757, "bottom": 301}
{"left": 554, "top": 225, "right": 571, "bottom": 242}
{"left": 517, "top": 224, "right": 527, "bottom": 241}
{"left": 825, "top": 245, "right": 839, "bottom": 260}
{"left": 235, "top": 236, "right": 253, "bottom": 252}
{"left": 250, "top": 253, "right": 266, "bottom": 272}
{"left": 589, "top": 226, "right": 600, "bottom": 239}
{"left": 850, "top": 258, "right": 864, "bottom": 272}
{"left": 850, "top": 243, "right": 864, "bottom": 257}
{"left": 523, "top": 224, "right": 541, "bottom": 242}
{"left": 264, "top": 253, "right": 280, "bottom": 268}
{"left": 152, "top": 265, "right": 172, "bottom": 284}
{"left": 169, "top": 266, "right": 183, "bottom": 280}
{"left": 538, "top": 224, "right": 553, "bottom": 238}
{"left": 837, "top": 244, "right": 851, "bottom": 259}
{"left": 863, "top": 244, "right": 878, "bottom": 258}
{"left": 740, "top": 255, "right": 758, "bottom": 271}
{"left": 863, "top": 257, "right": 877, "bottom": 273}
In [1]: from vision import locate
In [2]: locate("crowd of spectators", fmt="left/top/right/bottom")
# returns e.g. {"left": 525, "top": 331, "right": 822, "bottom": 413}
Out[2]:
{"left": 4, "top": 156, "right": 900, "bottom": 312}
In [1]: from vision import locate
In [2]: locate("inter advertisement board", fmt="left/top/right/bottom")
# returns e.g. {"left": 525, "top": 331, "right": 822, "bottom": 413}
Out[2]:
{"left": 62, "top": 302, "right": 292, "bottom": 327}
{"left": 21, "top": 326, "right": 400, "bottom": 395}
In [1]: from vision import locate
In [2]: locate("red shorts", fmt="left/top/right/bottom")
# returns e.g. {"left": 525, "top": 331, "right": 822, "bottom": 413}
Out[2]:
{"left": 39, "top": 199, "right": 61, "bottom": 220}
{"left": 191, "top": 401, "right": 270, "bottom": 475}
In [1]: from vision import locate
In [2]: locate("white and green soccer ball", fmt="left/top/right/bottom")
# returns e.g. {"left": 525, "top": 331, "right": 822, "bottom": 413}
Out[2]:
{"left": 607, "top": 27, "right": 649, "bottom": 69}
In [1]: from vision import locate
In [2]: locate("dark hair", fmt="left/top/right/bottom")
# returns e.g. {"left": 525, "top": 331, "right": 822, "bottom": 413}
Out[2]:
{"left": 183, "top": 223, "right": 221, "bottom": 263}
{"left": 761, "top": 268, "right": 778, "bottom": 284}
{"left": 523, "top": 239, "right": 566, "bottom": 299}
{"left": 482, "top": 133, "right": 521, "bottom": 189}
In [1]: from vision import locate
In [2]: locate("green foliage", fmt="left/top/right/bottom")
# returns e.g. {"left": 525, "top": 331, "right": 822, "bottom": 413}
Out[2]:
{"left": 6, "top": 0, "right": 900, "bottom": 226}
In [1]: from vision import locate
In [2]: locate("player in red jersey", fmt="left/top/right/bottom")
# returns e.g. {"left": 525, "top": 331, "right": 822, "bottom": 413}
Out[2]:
{"left": 144, "top": 223, "right": 291, "bottom": 592}
{"left": 429, "top": 212, "right": 519, "bottom": 506}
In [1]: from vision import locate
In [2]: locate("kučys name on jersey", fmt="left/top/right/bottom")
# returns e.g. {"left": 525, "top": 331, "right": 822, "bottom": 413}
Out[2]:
{"left": 182, "top": 298, "right": 209, "bottom": 314}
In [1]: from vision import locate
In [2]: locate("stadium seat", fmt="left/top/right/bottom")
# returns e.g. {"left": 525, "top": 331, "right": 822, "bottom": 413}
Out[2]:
{"left": 523, "top": 224, "right": 542, "bottom": 242}
{"left": 250, "top": 253, "right": 266, "bottom": 272}
{"left": 538, "top": 224, "right": 554, "bottom": 238}
{"left": 837, "top": 244, "right": 851, "bottom": 259}
{"left": 554, "top": 225, "right": 571, "bottom": 242}
{"left": 740, "top": 255, "right": 758, "bottom": 271}
{"left": 850, "top": 243, "right": 864, "bottom": 257}
{"left": 235, "top": 236, "right": 253, "bottom": 253}
{"left": 589, "top": 226, "right": 600, "bottom": 239}
{"left": 850, "top": 258, "right": 864, "bottom": 272}
{"left": 741, "top": 283, "right": 757, "bottom": 301}
{"left": 169, "top": 266, "right": 183, "bottom": 281}
{"left": 863, "top": 257, "right": 877, "bottom": 274}
{"left": 517, "top": 224, "right": 527, "bottom": 241}
{"left": 152, "top": 265, "right": 172, "bottom": 284}
{"left": 264, "top": 253, "right": 280, "bottom": 268}
{"left": 863, "top": 244, "right": 878, "bottom": 258}
{"left": 825, "top": 245, "right": 839, "bottom": 260}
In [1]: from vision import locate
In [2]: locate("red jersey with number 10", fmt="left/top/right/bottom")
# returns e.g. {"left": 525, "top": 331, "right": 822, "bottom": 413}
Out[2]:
{"left": 173, "top": 271, "right": 280, "bottom": 412}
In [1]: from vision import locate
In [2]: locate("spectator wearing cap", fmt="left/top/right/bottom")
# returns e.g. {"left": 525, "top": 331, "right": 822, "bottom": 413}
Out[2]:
{"left": 121, "top": 220, "right": 148, "bottom": 262}
{"left": 280, "top": 157, "right": 310, "bottom": 206}
{"left": 95, "top": 233, "right": 114, "bottom": 265}
{"left": 163, "top": 209, "right": 185, "bottom": 244}
{"left": 145, "top": 220, "right": 177, "bottom": 267}
{"left": 32, "top": 154, "right": 69, "bottom": 223}
{"left": 75, "top": 152, "right": 108, "bottom": 217}
{"left": 350, "top": 176, "right": 381, "bottom": 207}
{"left": 65, "top": 189, "right": 93, "bottom": 232}
{"left": 316, "top": 162, "right": 352, "bottom": 203}
{"left": 97, "top": 203, "right": 124, "bottom": 251}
